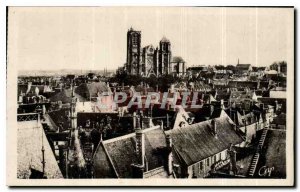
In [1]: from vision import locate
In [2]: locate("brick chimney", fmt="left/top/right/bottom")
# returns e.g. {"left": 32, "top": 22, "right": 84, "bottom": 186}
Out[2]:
{"left": 135, "top": 115, "right": 145, "bottom": 166}
{"left": 165, "top": 135, "right": 173, "bottom": 175}
{"left": 131, "top": 115, "right": 145, "bottom": 178}
{"left": 211, "top": 119, "right": 217, "bottom": 138}
{"left": 228, "top": 144, "right": 237, "bottom": 175}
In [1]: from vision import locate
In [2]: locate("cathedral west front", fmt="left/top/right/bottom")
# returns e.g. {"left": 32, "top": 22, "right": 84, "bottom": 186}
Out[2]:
{"left": 125, "top": 27, "right": 186, "bottom": 77}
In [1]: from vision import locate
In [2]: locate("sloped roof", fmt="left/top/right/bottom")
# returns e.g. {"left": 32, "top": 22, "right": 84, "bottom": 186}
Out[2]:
{"left": 75, "top": 82, "right": 111, "bottom": 100}
{"left": 237, "top": 112, "right": 260, "bottom": 127}
{"left": 93, "top": 126, "right": 168, "bottom": 178}
{"left": 236, "top": 64, "right": 251, "bottom": 70}
{"left": 169, "top": 115, "right": 243, "bottom": 166}
{"left": 49, "top": 88, "right": 87, "bottom": 103}
{"left": 47, "top": 108, "right": 70, "bottom": 131}
{"left": 216, "top": 93, "right": 231, "bottom": 101}
{"left": 17, "top": 120, "right": 63, "bottom": 179}
{"left": 228, "top": 81, "right": 258, "bottom": 89}
{"left": 271, "top": 113, "right": 286, "bottom": 125}
{"left": 18, "top": 84, "right": 52, "bottom": 95}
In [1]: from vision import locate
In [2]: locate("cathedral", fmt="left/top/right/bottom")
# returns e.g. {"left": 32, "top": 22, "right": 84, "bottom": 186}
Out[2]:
{"left": 125, "top": 27, "right": 186, "bottom": 77}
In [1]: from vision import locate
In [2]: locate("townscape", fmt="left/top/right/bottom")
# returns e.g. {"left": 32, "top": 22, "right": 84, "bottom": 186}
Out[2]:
{"left": 17, "top": 27, "right": 287, "bottom": 179}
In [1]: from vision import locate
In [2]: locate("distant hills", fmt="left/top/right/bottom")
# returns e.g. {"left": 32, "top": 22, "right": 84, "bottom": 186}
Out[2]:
{"left": 18, "top": 69, "right": 115, "bottom": 77}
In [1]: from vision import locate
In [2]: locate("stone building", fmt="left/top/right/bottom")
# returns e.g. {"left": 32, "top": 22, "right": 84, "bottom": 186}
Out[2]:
{"left": 125, "top": 27, "right": 186, "bottom": 77}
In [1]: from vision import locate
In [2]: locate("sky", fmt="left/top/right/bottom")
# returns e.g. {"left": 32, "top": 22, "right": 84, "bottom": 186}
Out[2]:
{"left": 8, "top": 7, "right": 293, "bottom": 70}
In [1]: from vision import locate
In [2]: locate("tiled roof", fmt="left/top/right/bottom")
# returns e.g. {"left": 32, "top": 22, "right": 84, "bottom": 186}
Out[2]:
{"left": 169, "top": 115, "right": 243, "bottom": 166}
{"left": 47, "top": 108, "right": 70, "bottom": 131}
{"left": 271, "top": 113, "right": 286, "bottom": 125}
{"left": 93, "top": 126, "right": 168, "bottom": 178}
{"left": 236, "top": 64, "right": 251, "bottom": 70}
{"left": 49, "top": 88, "right": 87, "bottom": 103}
{"left": 75, "top": 82, "right": 111, "bottom": 100}
{"left": 17, "top": 120, "right": 63, "bottom": 179}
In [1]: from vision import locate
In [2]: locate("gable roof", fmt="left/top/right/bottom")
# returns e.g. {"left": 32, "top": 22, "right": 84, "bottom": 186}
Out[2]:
{"left": 93, "top": 126, "right": 168, "bottom": 178}
{"left": 17, "top": 119, "right": 63, "bottom": 179}
{"left": 75, "top": 82, "right": 111, "bottom": 100}
{"left": 169, "top": 115, "right": 243, "bottom": 166}
{"left": 236, "top": 64, "right": 251, "bottom": 70}
{"left": 49, "top": 88, "right": 87, "bottom": 103}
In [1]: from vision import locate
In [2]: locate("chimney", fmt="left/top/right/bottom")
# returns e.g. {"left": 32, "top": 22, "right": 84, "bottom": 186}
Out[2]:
{"left": 210, "top": 104, "right": 214, "bottom": 117}
{"left": 211, "top": 119, "right": 217, "bottom": 138}
{"left": 26, "top": 82, "right": 32, "bottom": 94}
{"left": 160, "top": 120, "right": 164, "bottom": 130}
{"left": 131, "top": 164, "right": 144, "bottom": 178}
{"left": 220, "top": 99, "right": 225, "bottom": 110}
{"left": 133, "top": 112, "right": 137, "bottom": 129}
{"left": 58, "top": 101, "right": 62, "bottom": 109}
{"left": 260, "top": 103, "right": 264, "bottom": 111}
{"left": 243, "top": 119, "right": 247, "bottom": 139}
{"left": 228, "top": 144, "right": 237, "bottom": 175}
{"left": 165, "top": 135, "right": 173, "bottom": 175}
{"left": 140, "top": 111, "right": 144, "bottom": 129}
{"left": 274, "top": 100, "right": 278, "bottom": 113}
{"left": 166, "top": 113, "right": 170, "bottom": 129}
{"left": 233, "top": 111, "right": 237, "bottom": 128}
{"left": 133, "top": 117, "right": 145, "bottom": 173}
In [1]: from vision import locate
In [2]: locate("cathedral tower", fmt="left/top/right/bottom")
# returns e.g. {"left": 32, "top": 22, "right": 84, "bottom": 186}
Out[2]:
{"left": 126, "top": 27, "right": 142, "bottom": 75}
{"left": 158, "top": 37, "right": 172, "bottom": 75}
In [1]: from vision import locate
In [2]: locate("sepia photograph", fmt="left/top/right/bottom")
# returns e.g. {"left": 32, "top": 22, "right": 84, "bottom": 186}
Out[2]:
{"left": 6, "top": 6, "right": 294, "bottom": 186}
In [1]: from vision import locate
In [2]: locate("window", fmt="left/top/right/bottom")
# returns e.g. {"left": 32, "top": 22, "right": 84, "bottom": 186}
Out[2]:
{"left": 199, "top": 161, "right": 203, "bottom": 170}
{"left": 206, "top": 158, "right": 210, "bottom": 166}
{"left": 214, "top": 155, "right": 217, "bottom": 163}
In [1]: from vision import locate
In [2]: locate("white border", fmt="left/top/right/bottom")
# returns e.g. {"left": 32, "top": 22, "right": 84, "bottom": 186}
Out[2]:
{"left": 1, "top": 0, "right": 298, "bottom": 190}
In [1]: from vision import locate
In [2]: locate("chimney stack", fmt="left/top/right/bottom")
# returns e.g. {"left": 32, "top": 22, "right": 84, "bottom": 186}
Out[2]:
{"left": 135, "top": 114, "right": 144, "bottom": 164}
{"left": 228, "top": 144, "right": 237, "bottom": 175}
{"left": 132, "top": 117, "right": 145, "bottom": 178}
{"left": 26, "top": 82, "right": 32, "bottom": 94}
{"left": 211, "top": 119, "right": 217, "bottom": 138}
{"left": 220, "top": 99, "right": 225, "bottom": 110}
{"left": 165, "top": 135, "right": 173, "bottom": 175}
{"left": 133, "top": 112, "right": 137, "bottom": 129}
{"left": 166, "top": 113, "right": 170, "bottom": 129}
{"left": 274, "top": 100, "right": 278, "bottom": 113}
{"left": 210, "top": 104, "right": 214, "bottom": 117}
